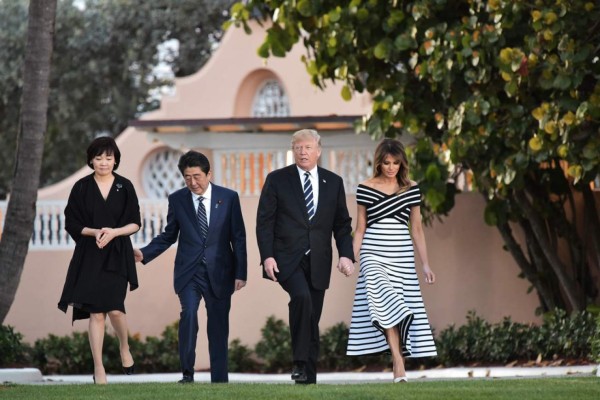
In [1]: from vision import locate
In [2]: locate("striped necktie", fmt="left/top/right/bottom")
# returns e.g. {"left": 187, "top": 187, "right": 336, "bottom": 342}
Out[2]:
{"left": 197, "top": 196, "right": 208, "bottom": 240}
{"left": 303, "top": 171, "right": 315, "bottom": 221}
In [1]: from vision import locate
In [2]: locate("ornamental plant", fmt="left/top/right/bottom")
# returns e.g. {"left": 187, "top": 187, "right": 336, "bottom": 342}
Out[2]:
{"left": 230, "top": 0, "right": 600, "bottom": 313}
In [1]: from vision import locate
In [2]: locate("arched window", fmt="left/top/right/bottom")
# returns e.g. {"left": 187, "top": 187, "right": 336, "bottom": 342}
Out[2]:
{"left": 251, "top": 80, "right": 290, "bottom": 117}
{"left": 142, "top": 149, "right": 184, "bottom": 199}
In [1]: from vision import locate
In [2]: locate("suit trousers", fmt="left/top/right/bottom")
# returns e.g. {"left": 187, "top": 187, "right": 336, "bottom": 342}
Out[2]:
{"left": 177, "top": 264, "right": 231, "bottom": 383}
{"left": 279, "top": 255, "right": 325, "bottom": 384}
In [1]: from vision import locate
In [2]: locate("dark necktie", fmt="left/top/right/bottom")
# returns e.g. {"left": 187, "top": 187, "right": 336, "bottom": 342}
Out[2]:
{"left": 303, "top": 172, "right": 315, "bottom": 221}
{"left": 197, "top": 196, "right": 208, "bottom": 240}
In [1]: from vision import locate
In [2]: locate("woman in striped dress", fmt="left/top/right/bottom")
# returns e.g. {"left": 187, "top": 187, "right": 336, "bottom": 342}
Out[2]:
{"left": 347, "top": 138, "right": 437, "bottom": 383}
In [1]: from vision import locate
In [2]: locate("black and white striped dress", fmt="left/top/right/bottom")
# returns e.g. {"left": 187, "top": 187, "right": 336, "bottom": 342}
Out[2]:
{"left": 347, "top": 184, "right": 437, "bottom": 357}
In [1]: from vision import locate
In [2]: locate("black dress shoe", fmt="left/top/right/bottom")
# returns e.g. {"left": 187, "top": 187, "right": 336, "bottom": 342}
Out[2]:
{"left": 122, "top": 364, "right": 135, "bottom": 375}
{"left": 291, "top": 363, "right": 307, "bottom": 382}
{"left": 178, "top": 375, "right": 194, "bottom": 384}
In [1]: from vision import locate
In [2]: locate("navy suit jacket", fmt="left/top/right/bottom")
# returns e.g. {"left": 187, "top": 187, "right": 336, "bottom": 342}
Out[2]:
{"left": 256, "top": 165, "right": 354, "bottom": 290}
{"left": 141, "top": 183, "right": 247, "bottom": 298}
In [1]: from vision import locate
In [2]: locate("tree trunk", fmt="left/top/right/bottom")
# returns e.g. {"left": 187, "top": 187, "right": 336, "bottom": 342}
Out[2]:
{"left": 0, "top": 0, "right": 57, "bottom": 323}
{"left": 514, "top": 189, "right": 583, "bottom": 311}
{"left": 496, "top": 221, "right": 557, "bottom": 311}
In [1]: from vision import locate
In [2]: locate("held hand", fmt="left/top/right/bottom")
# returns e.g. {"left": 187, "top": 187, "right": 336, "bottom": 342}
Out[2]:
{"left": 97, "top": 227, "right": 118, "bottom": 249}
{"left": 234, "top": 279, "right": 246, "bottom": 291}
{"left": 423, "top": 264, "right": 436, "bottom": 284}
{"left": 263, "top": 257, "right": 279, "bottom": 282}
{"left": 337, "top": 256, "right": 355, "bottom": 277}
{"left": 133, "top": 248, "right": 144, "bottom": 263}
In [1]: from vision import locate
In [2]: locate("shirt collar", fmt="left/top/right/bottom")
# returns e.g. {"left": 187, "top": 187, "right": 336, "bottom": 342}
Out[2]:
{"left": 297, "top": 165, "right": 318, "bottom": 179}
{"left": 192, "top": 183, "right": 212, "bottom": 202}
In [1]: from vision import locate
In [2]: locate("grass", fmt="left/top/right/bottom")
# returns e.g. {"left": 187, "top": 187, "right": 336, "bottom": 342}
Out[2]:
{"left": 1, "top": 377, "right": 599, "bottom": 400}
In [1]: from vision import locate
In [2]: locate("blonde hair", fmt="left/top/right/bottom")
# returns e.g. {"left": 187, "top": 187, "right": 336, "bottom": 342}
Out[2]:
{"left": 291, "top": 129, "right": 321, "bottom": 147}
{"left": 373, "top": 138, "right": 411, "bottom": 191}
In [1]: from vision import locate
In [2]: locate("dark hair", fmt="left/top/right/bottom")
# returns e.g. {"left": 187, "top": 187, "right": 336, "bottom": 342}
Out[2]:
{"left": 373, "top": 138, "right": 410, "bottom": 191}
{"left": 86, "top": 136, "right": 121, "bottom": 170}
{"left": 177, "top": 151, "right": 210, "bottom": 175}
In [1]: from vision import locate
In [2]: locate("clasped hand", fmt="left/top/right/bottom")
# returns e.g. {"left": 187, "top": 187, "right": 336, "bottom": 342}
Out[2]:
{"left": 95, "top": 227, "right": 117, "bottom": 249}
{"left": 337, "top": 256, "right": 354, "bottom": 277}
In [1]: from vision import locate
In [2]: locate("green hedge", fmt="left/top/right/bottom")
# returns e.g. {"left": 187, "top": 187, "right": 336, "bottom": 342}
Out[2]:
{"left": 0, "top": 325, "right": 32, "bottom": 367}
{"left": 436, "top": 309, "right": 598, "bottom": 366}
{"left": 2, "top": 309, "right": 598, "bottom": 374}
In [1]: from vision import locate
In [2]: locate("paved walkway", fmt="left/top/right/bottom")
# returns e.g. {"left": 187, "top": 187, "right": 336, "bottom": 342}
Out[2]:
{"left": 2, "top": 365, "right": 598, "bottom": 385}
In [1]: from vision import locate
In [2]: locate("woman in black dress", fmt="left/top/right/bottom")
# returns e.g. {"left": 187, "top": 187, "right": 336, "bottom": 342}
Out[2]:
{"left": 58, "top": 137, "right": 141, "bottom": 384}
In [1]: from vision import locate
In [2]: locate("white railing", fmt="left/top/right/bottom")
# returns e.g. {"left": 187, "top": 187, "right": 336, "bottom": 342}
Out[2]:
{"left": 0, "top": 147, "right": 375, "bottom": 250}
{"left": 213, "top": 146, "right": 374, "bottom": 197}
{"left": 0, "top": 199, "right": 168, "bottom": 251}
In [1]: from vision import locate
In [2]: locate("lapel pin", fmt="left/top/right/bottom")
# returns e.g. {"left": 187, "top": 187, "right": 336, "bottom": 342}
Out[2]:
{"left": 215, "top": 200, "right": 222, "bottom": 209}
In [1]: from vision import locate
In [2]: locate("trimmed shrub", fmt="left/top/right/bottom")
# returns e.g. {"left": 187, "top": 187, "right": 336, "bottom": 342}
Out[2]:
{"left": 0, "top": 325, "right": 31, "bottom": 367}
{"left": 254, "top": 316, "right": 291, "bottom": 373}
{"left": 435, "top": 309, "right": 598, "bottom": 366}
{"left": 319, "top": 322, "right": 358, "bottom": 371}
{"left": 228, "top": 339, "right": 258, "bottom": 372}
{"left": 591, "top": 313, "right": 600, "bottom": 363}
{"left": 134, "top": 321, "right": 180, "bottom": 373}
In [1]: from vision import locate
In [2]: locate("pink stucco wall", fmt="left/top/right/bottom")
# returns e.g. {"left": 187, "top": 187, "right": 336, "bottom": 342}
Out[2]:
{"left": 3, "top": 22, "right": 542, "bottom": 371}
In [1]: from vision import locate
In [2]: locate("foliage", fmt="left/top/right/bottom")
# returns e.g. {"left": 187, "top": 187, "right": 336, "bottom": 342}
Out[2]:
{"left": 591, "top": 313, "right": 600, "bottom": 363}
{"left": 34, "top": 331, "right": 95, "bottom": 374}
{"left": 133, "top": 321, "right": 180, "bottom": 373}
{"left": 0, "top": 325, "right": 31, "bottom": 367}
{"left": 536, "top": 308, "right": 597, "bottom": 360}
{"left": 5, "top": 309, "right": 599, "bottom": 374}
{"left": 33, "top": 322, "right": 180, "bottom": 375}
{"left": 253, "top": 315, "right": 292, "bottom": 373}
{"left": 228, "top": 338, "right": 259, "bottom": 372}
{"left": 0, "top": 0, "right": 234, "bottom": 199}
{"left": 319, "top": 322, "right": 361, "bottom": 371}
{"left": 230, "top": 0, "right": 600, "bottom": 313}
{"left": 435, "top": 309, "right": 598, "bottom": 366}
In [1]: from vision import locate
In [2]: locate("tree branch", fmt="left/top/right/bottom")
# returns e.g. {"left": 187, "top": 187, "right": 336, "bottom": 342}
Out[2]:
{"left": 514, "top": 189, "right": 582, "bottom": 310}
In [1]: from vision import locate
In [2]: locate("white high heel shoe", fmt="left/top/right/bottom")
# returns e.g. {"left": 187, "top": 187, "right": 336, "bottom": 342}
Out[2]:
{"left": 393, "top": 376, "right": 408, "bottom": 383}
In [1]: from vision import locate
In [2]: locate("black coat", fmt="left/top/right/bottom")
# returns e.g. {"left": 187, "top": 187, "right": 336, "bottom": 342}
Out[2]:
{"left": 58, "top": 173, "right": 141, "bottom": 321}
{"left": 256, "top": 165, "right": 354, "bottom": 290}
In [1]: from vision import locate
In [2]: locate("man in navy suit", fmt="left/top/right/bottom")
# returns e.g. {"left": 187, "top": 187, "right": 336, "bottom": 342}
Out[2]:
{"left": 256, "top": 129, "right": 355, "bottom": 384}
{"left": 134, "top": 151, "right": 247, "bottom": 383}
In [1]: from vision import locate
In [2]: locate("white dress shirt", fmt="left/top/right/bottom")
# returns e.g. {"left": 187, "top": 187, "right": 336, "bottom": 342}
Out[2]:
{"left": 192, "top": 183, "right": 212, "bottom": 227}
{"left": 297, "top": 165, "right": 319, "bottom": 214}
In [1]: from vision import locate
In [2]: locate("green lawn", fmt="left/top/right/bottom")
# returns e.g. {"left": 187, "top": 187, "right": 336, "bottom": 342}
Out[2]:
{"left": 1, "top": 377, "right": 598, "bottom": 400}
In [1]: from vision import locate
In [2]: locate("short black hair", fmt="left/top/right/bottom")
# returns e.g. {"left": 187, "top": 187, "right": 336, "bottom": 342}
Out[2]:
{"left": 86, "top": 136, "right": 121, "bottom": 170}
{"left": 177, "top": 151, "right": 210, "bottom": 175}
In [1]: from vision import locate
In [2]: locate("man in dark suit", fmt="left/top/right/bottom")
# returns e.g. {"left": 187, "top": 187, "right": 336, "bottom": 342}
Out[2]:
{"left": 256, "top": 129, "right": 355, "bottom": 384}
{"left": 134, "top": 151, "right": 247, "bottom": 384}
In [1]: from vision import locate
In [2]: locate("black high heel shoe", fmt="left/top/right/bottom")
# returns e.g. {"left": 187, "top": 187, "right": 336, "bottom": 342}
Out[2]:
{"left": 122, "top": 364, "right": 135, "bottom": 375}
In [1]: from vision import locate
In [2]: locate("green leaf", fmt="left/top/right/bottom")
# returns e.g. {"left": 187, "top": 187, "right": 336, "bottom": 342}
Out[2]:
{"left": 504, "top": 79, "right": 518, "bottom": 97}
{"left": 394, "top": 34, "right": 416, "bottom": 51}
{"left": 257, "top": 41, "right": 270, "bottom": 58}
{"left": 341, "top": 85, "right": 352, "bottom": 101}
{"left": 329, "top": 8, "right": 341, "bottom": 22}
{"left": 373, "top": 38, "right": 392, "bottom": 60}
{"left": 425, "top": 187, "right": 446, "bottom": 210}
{"left": 553, "top": 74, "right": 571, "bottom": 90}
{"left": 297, "top": 0, "right": 313, "bottom": 17}
{"left": 425, "top": 163, "right": 442, "bottom": 181}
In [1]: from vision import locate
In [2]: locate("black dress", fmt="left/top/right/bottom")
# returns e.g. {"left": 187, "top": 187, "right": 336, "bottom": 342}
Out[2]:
{"left": 58, "top": 173, "right": 141, "bottom": 322}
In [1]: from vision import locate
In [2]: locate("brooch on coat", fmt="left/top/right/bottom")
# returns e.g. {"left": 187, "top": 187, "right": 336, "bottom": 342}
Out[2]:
{"left": 215, "top": 200, "right": 223, "bottom": 209}
{"left": 115, "top": 183, "right": 123, "bottom": 192}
